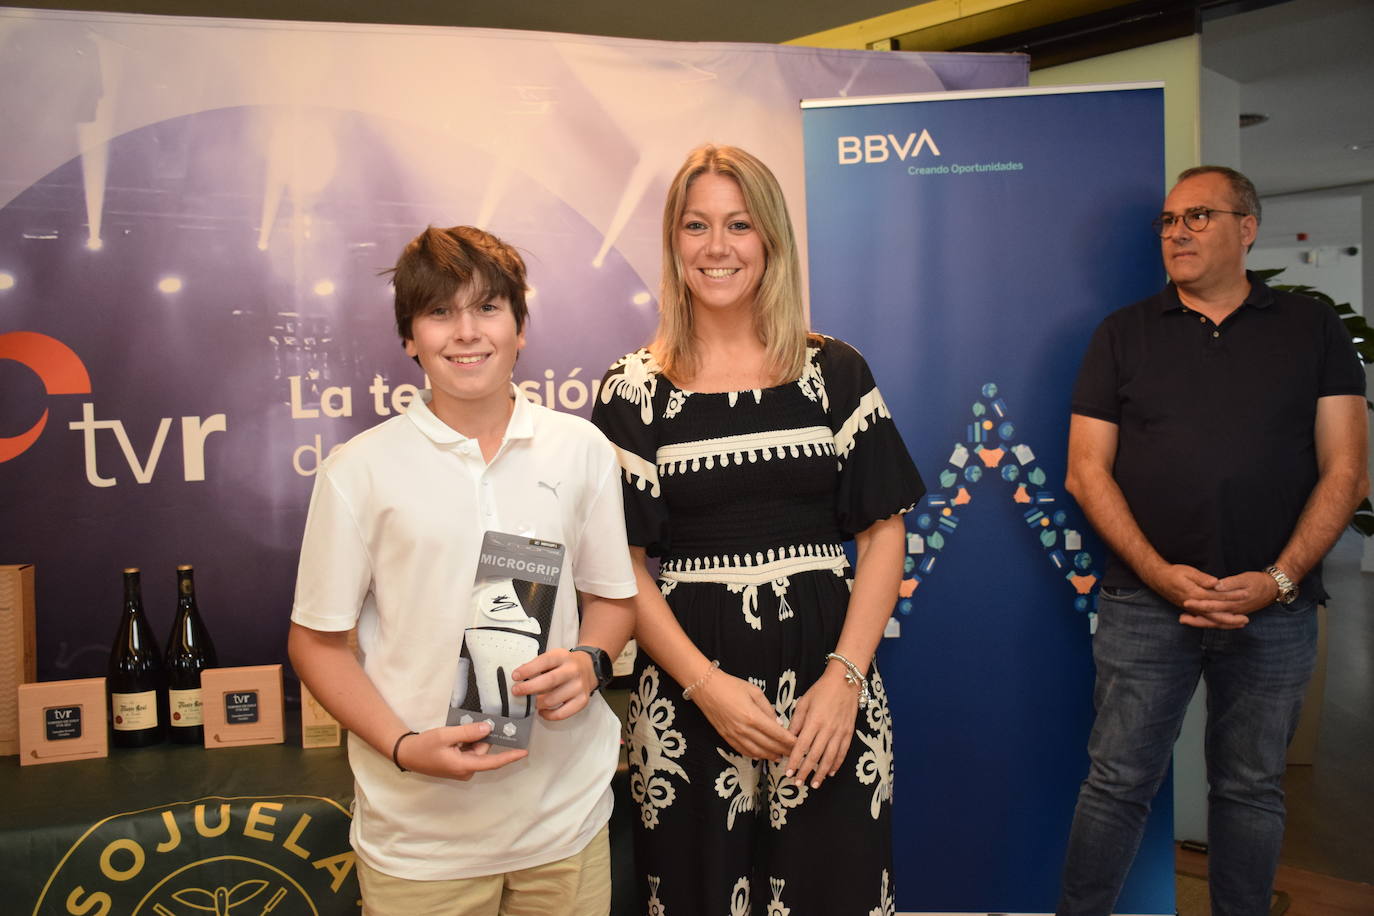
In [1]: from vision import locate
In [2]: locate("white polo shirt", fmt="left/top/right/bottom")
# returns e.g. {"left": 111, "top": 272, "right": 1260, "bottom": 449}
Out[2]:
{"left": 291, "top": 387, "right": 637, "bottom": 880}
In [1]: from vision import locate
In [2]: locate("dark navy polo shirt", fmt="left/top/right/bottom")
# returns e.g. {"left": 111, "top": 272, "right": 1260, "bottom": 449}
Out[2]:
{"left": 1071, "top": 271, "right": 1366, "bottom": 599}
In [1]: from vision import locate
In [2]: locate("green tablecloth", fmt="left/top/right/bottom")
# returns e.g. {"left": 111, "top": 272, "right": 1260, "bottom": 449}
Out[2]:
{"left": 4, "top": 698, "right": 638, "bottom": 915}
{"left": 2, "top": 731, "right": 358, "bottom": 915}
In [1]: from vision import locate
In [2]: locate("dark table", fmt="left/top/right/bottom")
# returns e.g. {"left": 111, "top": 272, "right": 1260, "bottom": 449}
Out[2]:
{"left": 3, "top": 708, "right": 638, "bottom": 915}
{"left": 2, "top": 728, "right": 358, "bottom": 915}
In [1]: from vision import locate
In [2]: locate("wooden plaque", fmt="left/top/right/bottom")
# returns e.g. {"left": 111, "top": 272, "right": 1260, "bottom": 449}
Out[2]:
{"left": 17, "top": 678, "right": 108, "bottom": 766}
{"left": 1, "top": 564, "right": 38, "bottom": 756}
{"left": 299, "top": 682, "right": 342, "bottom": 749}
{"left": 201, "top": 665, "right": 284, "bottom": 748}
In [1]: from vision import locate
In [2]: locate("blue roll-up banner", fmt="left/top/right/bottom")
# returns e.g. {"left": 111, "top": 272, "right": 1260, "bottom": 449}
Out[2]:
{"left": 803, "top": 85, "right": 1170, "bottom": 915}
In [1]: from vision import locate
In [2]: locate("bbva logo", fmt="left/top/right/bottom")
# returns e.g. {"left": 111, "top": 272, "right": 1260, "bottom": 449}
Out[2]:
{"left": 837, "top": 130, "right": 941, "bottom": 164}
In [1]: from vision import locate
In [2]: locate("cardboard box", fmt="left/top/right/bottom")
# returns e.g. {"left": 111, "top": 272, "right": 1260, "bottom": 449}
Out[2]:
{"left": 17, "top": 678, "right": 108, "bottom": 765}
{"left": 202, "top": 665, "right": 284, "bottom": 748}
{"left": 1, "top": 564, "right": 38, "bottom": 756}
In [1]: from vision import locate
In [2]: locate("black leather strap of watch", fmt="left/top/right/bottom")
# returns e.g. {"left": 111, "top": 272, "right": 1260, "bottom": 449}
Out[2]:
{"left": 570, "top": 645, "right": 613, "bottom": 692}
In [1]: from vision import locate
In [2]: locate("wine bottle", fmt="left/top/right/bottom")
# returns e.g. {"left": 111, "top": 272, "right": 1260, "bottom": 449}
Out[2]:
{"left": 108, "top": 567, "right": 165, "bottom": 747}
{"left": 166, "top": 564, "right": 218, "bottom": 745}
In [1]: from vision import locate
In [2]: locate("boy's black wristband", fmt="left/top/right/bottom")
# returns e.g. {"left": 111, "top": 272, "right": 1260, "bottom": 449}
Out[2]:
{"left": 392, "top": 730, "right": 418, "bottom": 772}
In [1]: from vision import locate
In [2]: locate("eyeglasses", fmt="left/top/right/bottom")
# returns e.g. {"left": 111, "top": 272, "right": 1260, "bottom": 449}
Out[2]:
{"left": 1152, "top": 207, "right": 1248, "bottom": 237}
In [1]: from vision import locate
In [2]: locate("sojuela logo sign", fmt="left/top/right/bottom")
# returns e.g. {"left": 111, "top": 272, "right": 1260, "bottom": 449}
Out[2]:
{"left": 35, "top": 795, "right": 357, "bottom": 915}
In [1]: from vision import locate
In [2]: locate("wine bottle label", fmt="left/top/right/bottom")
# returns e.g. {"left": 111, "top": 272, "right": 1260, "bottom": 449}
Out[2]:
{"left": 111, "top": 690, "right": 159, "bottom": 730}
{"left": 225, "top": 691, "right": 259, "bottom": 724}
{"left": 45, "top": 704, "right": 83, "bottom": 741}
{"left": 168, "top": 688, "right": 204, "bottom": 727}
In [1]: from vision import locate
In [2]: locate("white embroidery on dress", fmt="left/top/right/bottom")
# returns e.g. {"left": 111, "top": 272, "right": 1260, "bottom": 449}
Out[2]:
{"left": 659, "top": 579, "right": 678, "bottom": 598}
{"left": 660, "top": 543, "right": 848, "bottom": 585}
{"left": 663, "top": 388, "right": 691, "bottom": 420}
{"left": 868, "top": 869, "right": 895, "bottom": 916}
{"left": 647, "top": 875, "right": 666, "bottom": 916}
{"left": 771, "top": 577, "right": 793, "bottom": 621}
{"left": 715, "top": 745, "right": 761, "bottom": 830}
{"left": 855, "top": 669, "right": 894, "bottom": 819}
{"left": 730, "top": 877, "right": 751, "bottom": 916}
{"left": 611, "top": 442, "right": 661, "bottom": 498}
{"left": 766, "top": 670, "right": 808, "bottom": 829}
{"left": 626, "top": 666, "right": 688, "bottom": 830}
{"left": 601, "top": 349, "right": 659, "bottom": 426}
{"left": 656, "top": 426, "right": 834, "bottom": 477}
{"left": 833, "top": 387, "right": 893, "bottom": 461}
{"left": 767, "top": 878, "right": 791, "bottom": 916}
{"left": 796, "top": 347, "right": 828, "bottom": 413}
{"left": 725, "top": 582, "right": 763, "bottom": 631}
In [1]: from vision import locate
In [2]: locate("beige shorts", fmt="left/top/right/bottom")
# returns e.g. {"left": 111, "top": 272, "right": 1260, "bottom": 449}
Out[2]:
{"left": 356, "top": 824, "right": 611, "bottom": 916}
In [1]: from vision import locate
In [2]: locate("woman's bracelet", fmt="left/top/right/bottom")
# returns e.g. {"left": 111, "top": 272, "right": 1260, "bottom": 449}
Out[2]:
{"left": 391, "top": 730, "right": 418, "bottom": 772}
{"left": 824, "top": 652, "right": 872, "bottom": 709}
{"left": 682, "top": 660, "right": 721, "bottom": 701}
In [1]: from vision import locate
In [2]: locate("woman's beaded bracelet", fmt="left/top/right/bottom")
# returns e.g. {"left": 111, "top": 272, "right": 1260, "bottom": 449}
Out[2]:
{"left": 682, "top": 660, "right": 721, "bottom": 701}
{"left": 824, "top": 652, "right": 872, "bottom": 709}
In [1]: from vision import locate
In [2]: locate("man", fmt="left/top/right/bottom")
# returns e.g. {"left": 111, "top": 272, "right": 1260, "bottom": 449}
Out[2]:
{"left": 289, "top": 226, "right": 637, "bottom": 915}
{"left": 1056, "top": 166, "right": 1368, "bottom": 916}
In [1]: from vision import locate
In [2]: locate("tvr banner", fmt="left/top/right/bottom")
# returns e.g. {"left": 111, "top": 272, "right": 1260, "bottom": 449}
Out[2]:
{"left": 0, "top": 8, "right": 1025, "bottom": 683}
{"left": 802, "top": 85, "right": 1171, "bottom": 915}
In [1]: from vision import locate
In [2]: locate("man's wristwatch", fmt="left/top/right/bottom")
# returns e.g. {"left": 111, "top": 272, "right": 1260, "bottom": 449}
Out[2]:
{"left": 1265, "top": 565, "right": 1299, "bottom": 605}
{"left": 570, "top": 645, "right": 613, "bottom": 693}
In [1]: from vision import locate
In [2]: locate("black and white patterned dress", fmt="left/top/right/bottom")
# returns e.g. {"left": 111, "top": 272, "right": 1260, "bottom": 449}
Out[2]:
{"left": 592, "top": 336, "right": 925, "bottom": 916}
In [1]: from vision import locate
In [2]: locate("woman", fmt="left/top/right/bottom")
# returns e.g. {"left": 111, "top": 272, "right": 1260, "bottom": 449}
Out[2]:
{"left": 592, "top": 144, "right": 924, "bottom": 915}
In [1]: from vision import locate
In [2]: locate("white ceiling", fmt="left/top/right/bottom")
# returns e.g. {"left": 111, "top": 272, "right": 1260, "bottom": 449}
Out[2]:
{"left": 12, "top": 0, "right": 1368, "bottom": 248}
{"left": 1202, "top": 0, "right": 1373, "bottom": 249}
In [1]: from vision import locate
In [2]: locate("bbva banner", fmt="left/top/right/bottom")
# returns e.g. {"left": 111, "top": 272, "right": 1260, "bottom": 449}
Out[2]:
{"left": 0, "top": 8, "right": 1026, "bottom": 681}
{"left": 802, "top": 86, "right": 1172, "bottom": 913}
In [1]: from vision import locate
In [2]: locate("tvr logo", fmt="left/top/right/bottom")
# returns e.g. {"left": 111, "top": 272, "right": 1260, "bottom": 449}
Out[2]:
{"left": 0, "top": 330, "right": 226, "bottom": 486}
{"left": 837, "top": 130, "right": 941, "bottom": 164}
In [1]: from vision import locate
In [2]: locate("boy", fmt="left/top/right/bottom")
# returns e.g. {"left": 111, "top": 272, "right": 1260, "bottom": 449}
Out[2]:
{"left": 289, "top": 225, "right": 637, "bottom": 915}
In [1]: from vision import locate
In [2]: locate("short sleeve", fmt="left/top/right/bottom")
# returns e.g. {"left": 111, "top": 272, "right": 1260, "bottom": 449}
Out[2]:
{"left": 290, "top": 467, "right": 372, "bottom": 632}
{"left": 571, "top": 453, "right": 639, "bottom": 600}
{"left": 819, "top": 338, "right": 926, "bottom": 538}
{"left": 591, "top": 350, "right": 672, "bottom": 557}
{"left": 1070, "top": 317, "right": 1123, "bottom": 423}
{"left": 1317, "top": 302, "right": 1367, "bottom": 398}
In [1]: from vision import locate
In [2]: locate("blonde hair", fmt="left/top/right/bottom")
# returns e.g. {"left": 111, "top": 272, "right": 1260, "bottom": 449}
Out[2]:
{"left": 653, "top": 144, "right": 810, "bottom": 385}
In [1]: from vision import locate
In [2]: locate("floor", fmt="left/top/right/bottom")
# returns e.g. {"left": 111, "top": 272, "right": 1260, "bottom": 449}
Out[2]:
{"left": 1279, "top": 530, "right": 1374, "bottom": 886}
{"left": 1177, "top": 845, "right": 1374, "bottom": 915}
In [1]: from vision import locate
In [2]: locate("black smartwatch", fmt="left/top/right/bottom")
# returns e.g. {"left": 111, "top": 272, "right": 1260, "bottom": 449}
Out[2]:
{"left": 570, "top": 645, "right": 613, "bottom": 693}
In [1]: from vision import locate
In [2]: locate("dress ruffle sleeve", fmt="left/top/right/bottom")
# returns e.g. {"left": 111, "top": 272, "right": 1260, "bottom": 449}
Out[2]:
{"left": 818, "top": 337, "right": 926, "bottom": 539}
{"left": 591, "top": 349, "right": 672, "bottom": 557}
